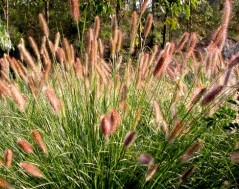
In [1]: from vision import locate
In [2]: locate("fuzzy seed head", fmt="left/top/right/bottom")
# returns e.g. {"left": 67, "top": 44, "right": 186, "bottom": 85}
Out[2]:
{"left": 17, "top": 139, "right": 34, "bottom": 154}
{"left": 130, "top": 11, "right": 138, "bottom": 54}
{"left": 181, "top": 140, "right": 203, "bottom": 162}
{"left": 144, "top": 14, "right": 153, "bottom": 38}
{"left": 100, "top": 115, "right": 111, "bottom": 137}
{"left": 0, "top": 178, "right": 12, "bottom": 189}
{"left": 180, "top": 166, "right": 195, "bottom": 182}
{"left": 146, "top": 164, "right": 159, "bottom": 182}
{"left": 29, "top": 36, "right": 40, "bottom": 61}
{"left": 4, "top": 149, "right": 13, "bottom": 168}
{"left": 31, "top": 130, "right": 48, "bottom": 154}
{"left": 186, "top": 33, "right": 197, "bottom": 58}
{"left": 109, "top": 109, "right": 120, "bottom": 133}
{"left": 168, "top": 121, "right": 184, "bottom": 143}
{"left": 222, "top": 0, "right": 232, "bottom": 30}
{"left": 94, "top": 16, "right": 100, "bottom": 39}
{"left": 20, "top": 162, "right": 45, "bottom": 178}
{"left": 69, "top": 0, "right": 80, "bottom": 22}
{"left": 9, "top": 84, "right": 26, "bottom": 111}
{"left": 54, "top": 32, "right": 61, "bottom": 52}
{"left": 116, "top": 29, "right": 122, "bottom": 53}
{"left": 38, "top": 13, "right": 49, "bottom": 38}
{"left": 0, "top": 80, "right": 11, "bottom": 98}
{"left": 0, "top": 55, "right": 9, "bottom": 76}
{"left": 123, "top": 131, "right": 137, "bottom": 148}
{"left": 140, "top": 0, "right": 150, "bottom": 15}
{"left": 73, "top": 58, "right": 83, "bottom": 79}
{"left": 138, "top": 154, "right": 153, "bottom": 165}
{"left": 45, "top": 87, "right": 62, "bottom": 113}
{"left": 176, "top": 32, "right": 190, "bottom": 52}
{"left": 153, "top": 43, "right": 175, "bottom": 77}
{"left": 201, "top": 85, "right": 224, "bottom": 106}
{"left": 230, "top": 152, "right": 239, "bottom": 163}
{"left": 56, "top": 47, "right": 65, "bottom": 65}
{"left": 187, "top": 87, "right": 207, "bottom": 110}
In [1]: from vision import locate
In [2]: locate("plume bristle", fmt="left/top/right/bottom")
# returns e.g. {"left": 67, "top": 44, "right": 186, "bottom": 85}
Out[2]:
{"left": 38, "top": 13, "right": 49, "bottom": 38}
{"left": 201, "top": 85, "right": 224, "bottom": 106}
{"left": 45, "top": 87, "right": 62, "bottom": 113}
{"left": 146, "top": 164, "right": 159, "bottom": 182}
{"left": 123, "top": 131, "right": 137, "bottom": 148}
{"left": 17, "top": 139, "right": 34, "bottom": 154}
{"left": 4, "top": 149, "right": 13, "bottom": 168}
{"left": 181, "top": 140, "right": 203, "bottom": 162}
{"left": 31, "top": 130, "right": 48, "bottom": 154}
{"left": 138, "top": 154, "right": 154, "bottom": 165}
{"left": 20, "top": 162, "right": 45, "bottom": 178}
{"left": 100, "top": 115, "right": 111, "bottom": 137}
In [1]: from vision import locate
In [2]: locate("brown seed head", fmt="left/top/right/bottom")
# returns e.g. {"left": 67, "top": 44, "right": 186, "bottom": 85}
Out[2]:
{"left": 168, "top": 121, "right": 184, "bottom": 143}
{"left": 56, "top": 47, "right": 66, "bottom": 65}
{"left": 153, "top": 43, "right": 175, "bottom": 77}
{"left": 38, "top": 13, "right": 49, "bottom": 38}
{"left": 186, "top": 33, "right": 197, "bottom": 58}
{"left": 0, "top": 178, "right": 13, "bottom": 189}
{"left": 54, "top": 32, "right": 61, "bottom": 52}
{"left": 144, "top": 14, "right": 153, "bottom": 38}
{"left": 140, "top": 0, "right": 150, "bottom": 15}
{"left": 73, "top": 58, "right": 83, "bottom": 79}
{"left": 180, "top": 166, "right": 195, "bottom": 182}
{"left": 109, "top": 109, "right": 120, "bottom": 133}
{"left": 31, "top": 130, "right": 48, "bottom": 154}
{"left": 138, "top": 154, "right": 153, "bottom": 165}
{"left": 0, "top": 79, "right": 11, "bottom": 98}
{"left": 94, "top": 16, "right": 100, "bottom": 39}
{"left": 230, "top": 152, "right": 239, "bottom": 163}
{"left": 146, "top": 164, "right": 159, "bottom": 182}
{"left": 48, "top": 40, "right": 55, "bottom": 57}
{"left": 201, "top": 85, "right": 224, "bottom": 106}
{"left": 181, "top": 140, "right": 203, "bottom": 162}
{"left": 98, "top": 39, "right": 104, "bottom": 58}
{"left": 123, "top": 131, "right": 137, "bottom": 148}
{"left": 116, "top": 29, "right": 122, "bottom": 53}
{"left": 45, "top": 87, "right": 62, "bottom": 113}
{"left": 18, "top": 43, "right": 40, "bottom": 78}
{"left": 69, "top": 0, "right": 80, "bottom": 22}
{"left": 4, "top": 149, "right": 13, "bottom": 168}
{"left": 176, "top": 32, "right": 190, "bottom": 52}
{"left": 100, "top": 115, "right": 111, "bottom": 137}
{"left": 0, "top": 55, "right": 9, "bottom": 76}
{"left": 222, "top": 0, "right": 232, "bottom": 30}
{"left": 130, "top": 11, "right": 138, "bottom": 54}
{"left": 9, "top": 84, "right": 26, "bottom": 111}
{"left": 207, "top": 25, "right": 225, "bottom": 53}
{"left": 187, "top": 87, "right": 207, "bottom": 110}
{"left": 17, "top": 139, "right": 34, "bottom": 154}
{"left": 20, "top": 162, "right": 45, "bottom": 178}
{"left": 29, "top": 36, "right": 40, "bottom": 61}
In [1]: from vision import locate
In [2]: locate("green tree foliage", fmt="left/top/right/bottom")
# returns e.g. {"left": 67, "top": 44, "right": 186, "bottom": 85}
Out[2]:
{"left": 0, "top": 0, "right": 238, "bottom": 51}
{"left": 0, "top": 18, "right": 12, "bottom": 51}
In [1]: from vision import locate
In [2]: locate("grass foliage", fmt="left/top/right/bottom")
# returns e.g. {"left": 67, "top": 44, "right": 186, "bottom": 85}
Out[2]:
{"left": 0, "top": 0, "right": 238, "bottom": 188}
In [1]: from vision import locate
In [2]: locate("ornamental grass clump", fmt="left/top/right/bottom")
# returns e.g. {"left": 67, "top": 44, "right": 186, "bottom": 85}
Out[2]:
{"left": 0, "top": 0, "right": 238, "bottom": 188}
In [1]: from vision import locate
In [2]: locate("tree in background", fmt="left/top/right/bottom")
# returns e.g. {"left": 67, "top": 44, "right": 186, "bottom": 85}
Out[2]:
{"left": 0, "top": 0, "right": 238, "bottom": 53}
